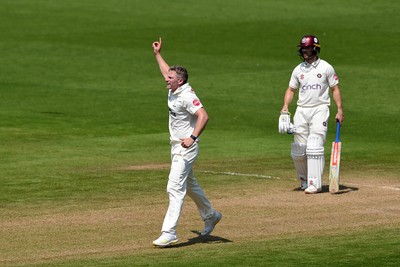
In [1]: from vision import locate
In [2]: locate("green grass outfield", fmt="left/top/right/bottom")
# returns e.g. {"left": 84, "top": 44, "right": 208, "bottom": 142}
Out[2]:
{"left": 0, "top": 0, "right": 399, "bottom": 266}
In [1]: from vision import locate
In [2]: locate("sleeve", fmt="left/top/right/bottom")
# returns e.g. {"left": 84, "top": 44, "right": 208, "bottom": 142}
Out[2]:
{"left": 183, "top": 92, "right": 203, "bottom": 115}
{"left": 327, "top": 64, "right": 339, "bottom": 87}
{"left": 288, "top": 68, "right": 299, "bottom": 89}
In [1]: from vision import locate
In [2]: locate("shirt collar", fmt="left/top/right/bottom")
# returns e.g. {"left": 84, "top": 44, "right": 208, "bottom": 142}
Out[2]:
{"left": 303, "top": 57, "right": 320, "bottom": 68}
{"left": 172, "top": 83, "right": 190, "bottom": 95}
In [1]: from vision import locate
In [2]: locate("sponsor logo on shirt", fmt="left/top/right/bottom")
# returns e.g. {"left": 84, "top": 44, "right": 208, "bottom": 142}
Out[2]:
{"left": 193, "top": 99, "right": 200, "bottom": 106}
{"left": 300, "top": 83, "right": 322, "bottom": 94}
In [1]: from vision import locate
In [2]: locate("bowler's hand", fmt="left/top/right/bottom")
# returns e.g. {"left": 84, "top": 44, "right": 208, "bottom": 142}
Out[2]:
{"left": 180, "top": 137, "right": 195, "bottom": 148}
{"left": 152, "top": 37, "right": 162, "bottom": 54}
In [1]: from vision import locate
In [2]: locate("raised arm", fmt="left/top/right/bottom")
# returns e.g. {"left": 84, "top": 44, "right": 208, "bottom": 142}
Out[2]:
{"left": 152, "top": 37, "right": 170, "bottom": 78}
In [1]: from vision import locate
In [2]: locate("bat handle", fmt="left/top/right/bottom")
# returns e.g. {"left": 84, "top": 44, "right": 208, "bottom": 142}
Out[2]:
{"left": 335, "top": 120, "right": 341, "bottom": 142}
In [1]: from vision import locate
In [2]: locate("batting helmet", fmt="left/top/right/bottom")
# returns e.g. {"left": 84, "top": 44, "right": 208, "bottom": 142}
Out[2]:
{"left": 298, "top": 35, "right": 321, "bottom": 59}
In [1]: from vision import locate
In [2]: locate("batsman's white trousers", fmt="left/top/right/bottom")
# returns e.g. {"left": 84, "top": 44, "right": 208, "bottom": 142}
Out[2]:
{"left": 161, "top": 141, "right": 213, "bottom": 235}
{"left": 293, "top": 105, "right": 329, "bottom": 189}
{"left": 293, "top": 105, "right": 330, "bottom": 144}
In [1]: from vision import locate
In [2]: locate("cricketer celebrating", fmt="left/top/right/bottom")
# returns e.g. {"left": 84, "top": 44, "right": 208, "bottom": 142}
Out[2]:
{"left": 279, "top": 35, "right": 344, "bottom": 194}
{"left": 151, "top": 37, "right": 222, "bottom": 247}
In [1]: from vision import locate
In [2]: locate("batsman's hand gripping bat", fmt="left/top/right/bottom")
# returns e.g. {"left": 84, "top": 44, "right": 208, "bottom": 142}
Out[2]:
{"left": 329, "top": 121, "right": 342, "bottom": 194}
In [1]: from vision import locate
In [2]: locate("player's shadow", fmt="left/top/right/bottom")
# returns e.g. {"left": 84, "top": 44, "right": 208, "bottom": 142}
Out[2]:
{"left": 294, "top": 184, "right": 358, "bottom": 194}
{"left": 331, "top": 184, "right": 359, "bottom": 194}
{"left": 163, "top": 230, "right": 232, "bottom": 248}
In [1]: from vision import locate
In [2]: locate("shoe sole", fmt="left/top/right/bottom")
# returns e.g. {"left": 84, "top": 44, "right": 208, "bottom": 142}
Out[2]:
{"left": 152, "top": 238, "right": 178, "bottom": 247}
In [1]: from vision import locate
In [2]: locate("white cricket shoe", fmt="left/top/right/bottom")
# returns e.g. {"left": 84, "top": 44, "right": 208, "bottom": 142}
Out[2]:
{"left": 152, "top": 233, "right": 178, "bottom": 247}
{"left": 300, "top": 177, "right": 308, "bottom": 190}
{"left": 201, "top": 211, "right": 222, "bottom": 236}
{"left": 304, "top": 185, "right": 322, "bottom": 194}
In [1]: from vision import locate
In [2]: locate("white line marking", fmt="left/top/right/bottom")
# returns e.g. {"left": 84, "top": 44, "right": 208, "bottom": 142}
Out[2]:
{"left": 346, "top": 183, "right": 400, "bottom": 191}
{"left": 201, "top": 171, "right": 400, "bottom": 192}
{"left": 200, "top": 170, "right": 283, "bottom": 180}
{"left": 381, "top": 186, "right": 400, "bottom": 191}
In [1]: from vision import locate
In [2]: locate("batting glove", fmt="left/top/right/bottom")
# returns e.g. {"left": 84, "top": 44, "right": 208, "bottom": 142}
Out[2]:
{"left": 287, "top": 123, "right": 296, "bottom": 134}
{"left": 278, "top": 112, "right": 291, "bottom": 134}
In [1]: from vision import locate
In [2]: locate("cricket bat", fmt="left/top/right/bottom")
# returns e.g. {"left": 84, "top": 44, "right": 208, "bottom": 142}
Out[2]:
{"left": 329, "top": 121, "right": 342, "bottom": 194}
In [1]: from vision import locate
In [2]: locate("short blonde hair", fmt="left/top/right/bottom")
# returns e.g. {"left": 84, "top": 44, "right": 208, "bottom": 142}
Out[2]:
{"left": 170, "top": 65, "right": 188, "bottom": 83}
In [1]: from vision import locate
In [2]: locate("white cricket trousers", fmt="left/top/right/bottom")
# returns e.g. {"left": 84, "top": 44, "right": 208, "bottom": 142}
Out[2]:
{"left": 293, "top": 105, "right": 329, "bottom": 189}
{"left": 161, "top": 141, "right": 213, "bottom": 235}
{"left": 293, "top": 105, "right": 330, "bottom": 144}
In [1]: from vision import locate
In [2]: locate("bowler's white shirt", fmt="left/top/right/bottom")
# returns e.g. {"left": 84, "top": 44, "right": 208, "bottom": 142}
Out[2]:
{"left": 168, "top": 83, "right": 202, "bottom": 142}
{"left": 289, "top": 58, "right": 339, "bottom": 108}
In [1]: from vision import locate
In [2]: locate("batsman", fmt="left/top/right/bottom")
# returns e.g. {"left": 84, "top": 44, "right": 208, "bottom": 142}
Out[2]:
{"left": 279, "top": 35, "right": 344, "bottom": 194}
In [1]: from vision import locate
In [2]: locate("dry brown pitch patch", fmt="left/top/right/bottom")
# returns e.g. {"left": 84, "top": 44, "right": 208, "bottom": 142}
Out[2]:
{"left": 1, "top": 172, "right": 399, "bottom": 266}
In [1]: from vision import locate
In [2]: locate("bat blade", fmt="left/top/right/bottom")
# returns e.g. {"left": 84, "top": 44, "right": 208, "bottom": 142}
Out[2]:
{"left": 329, "top": 141, "right": 341, "bottom": 193}
{"left": 329, "top": 121, "right": 342, "bottom": 194}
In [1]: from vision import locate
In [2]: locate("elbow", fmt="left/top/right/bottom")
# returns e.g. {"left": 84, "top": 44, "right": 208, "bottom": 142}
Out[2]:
{"left": 204, "top": 115, "right": 209, "bottom": 125}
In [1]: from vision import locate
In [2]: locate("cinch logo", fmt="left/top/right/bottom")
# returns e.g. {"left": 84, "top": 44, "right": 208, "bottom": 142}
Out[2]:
{"left": 301, "top": 83, "right": 322, "bottom": 91}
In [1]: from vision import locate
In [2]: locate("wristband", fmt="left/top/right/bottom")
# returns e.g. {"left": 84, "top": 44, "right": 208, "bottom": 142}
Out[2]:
{"left": 190, "top": 135, "right": 197, "bottom": 141}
